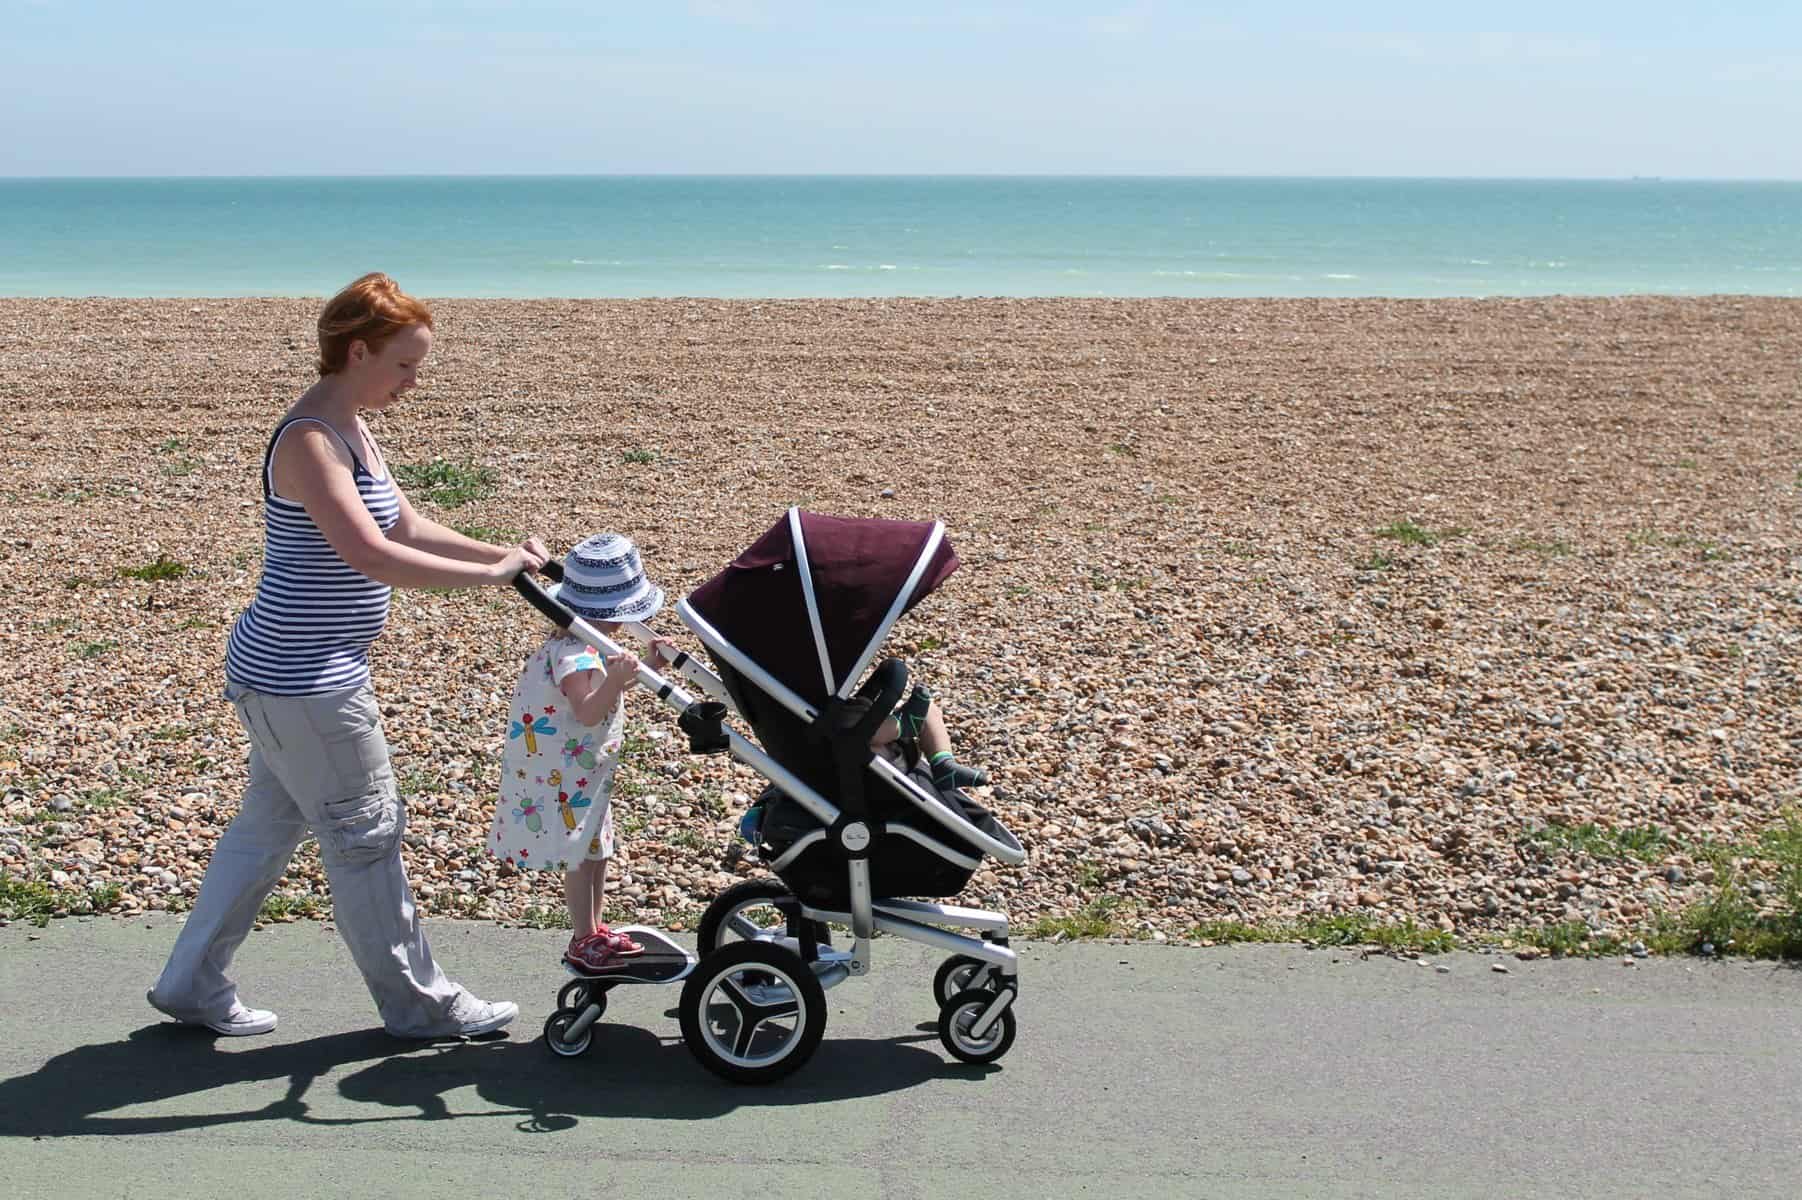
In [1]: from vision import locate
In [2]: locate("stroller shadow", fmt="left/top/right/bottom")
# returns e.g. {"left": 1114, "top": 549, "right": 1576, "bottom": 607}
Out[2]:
{"left": 0, "top": 1020, "right": 991, "bottom": 1138}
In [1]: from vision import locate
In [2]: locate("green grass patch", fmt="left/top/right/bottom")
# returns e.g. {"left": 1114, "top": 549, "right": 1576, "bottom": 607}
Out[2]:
{"left": 1374, "top": 519, "right": 1464, "bottom": 546}
{"left": 1629, "top": 530, "right": 1729, "bottom": 560}
{"left": 80, "top": 786, "right": 124, "bottom": 810}
{"left": 666, "top": 828, "right": 706, "bottom": 851}
{"left": 1522, "top": 819, "right": 1671, "bottom": 864}
{"left": 1355, "top": 551, "right": 1394, "bottom": 572}
{"left": 1507, "top": 920, "right": 1627, "bottom": 959}
{"left": 259, "top": 893, "right": 326, "bottom": 921}
{"left": 393, "top": 458, "right": 497, "bottom": 508}
{"left": 120, "top": 554, "right": 188, "bottom": 582}
{"left": 1185, "top": 913, "right": 1457, "bottom": 954}
{"left": 1106, "top": 441, "right": 1138, "bottom": 458}
{"left": 0, "top": 875, "right": 58, "bottom": 926}
{"left": 178, "top": 616, "right": 212, "bottom": 630}
{"left": 1026, "top": 896, "right": 1129, "bottom": 939}
{"left": 452, "top": 524, "right": 520, "bottom": 545}
{"left": 0, "top": 875, "right": 125, "bottom": 926}
{"left": 621, "top": 448, "right": 658, "bottom": 465}
{"left": 1513, "top": 537, "right": 1573, "bottom": 557}
{"left": 516, "top": 904, "right": 568, "bottom": 930}
{"left": 71, "top": 639, "right": 117, "bottom": 660}
{"left": 1190, "top": 919, "right": 1267, "bottom": 944}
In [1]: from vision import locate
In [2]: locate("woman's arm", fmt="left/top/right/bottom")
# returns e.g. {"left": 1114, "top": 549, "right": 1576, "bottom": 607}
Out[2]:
{"left": 386, "top": 487, "right": 516, "bottom": 563}
{"left": 274, "top": 427, "right": 540, "bottom": 589}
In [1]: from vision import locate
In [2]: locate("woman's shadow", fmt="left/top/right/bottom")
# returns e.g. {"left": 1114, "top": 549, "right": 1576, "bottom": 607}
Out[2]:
{"left": 0, "top": 1015, "right": 989, "bottom": 1138}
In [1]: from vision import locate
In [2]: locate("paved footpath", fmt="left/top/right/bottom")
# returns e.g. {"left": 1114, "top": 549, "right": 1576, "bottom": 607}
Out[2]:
{"left": 0, "top": 914, "right": 1798, "bottom": 1199}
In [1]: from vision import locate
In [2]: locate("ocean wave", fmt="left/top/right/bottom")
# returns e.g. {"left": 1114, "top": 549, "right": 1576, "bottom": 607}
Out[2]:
{"left": 1324, "top": 273, "right": 1358, "bottom": 280}
{"left": 569, "top": 258, "right": 625, "bottom": 266}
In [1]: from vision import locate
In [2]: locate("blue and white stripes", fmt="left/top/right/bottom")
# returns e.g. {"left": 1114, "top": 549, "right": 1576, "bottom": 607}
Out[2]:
{"left": 225, "top": 420, "right": 400, "bottom": 696}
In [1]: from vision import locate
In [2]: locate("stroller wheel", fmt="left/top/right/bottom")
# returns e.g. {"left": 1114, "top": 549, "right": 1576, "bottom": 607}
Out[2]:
{"left": 679, "top": 941, "right": 827, "bottom": 1085}
{"left": 543, "top": 1009, "right": 595, "bottom": 1058}
{"left": 556, "top": 980, "right": 607, "bottom": 1017}
{"left": 697, "top": 878, "right": 832, "bottom": 957}
{"left": 933, "top": 954, "right": 996, "bottom": 1006}
{"left": 938, "top": 987, "right": 1017, "bottom": 1065}
{"left": 556, "top": 979, "right": 595, "bottom": 1012}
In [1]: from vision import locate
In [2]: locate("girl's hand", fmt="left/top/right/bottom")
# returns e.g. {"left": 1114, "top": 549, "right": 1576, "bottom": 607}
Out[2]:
{"left": 603, "top": 650, "right": 641, "bottom": 692}
{"left": 648, "top": 636, "right": 680, "bottom": 666}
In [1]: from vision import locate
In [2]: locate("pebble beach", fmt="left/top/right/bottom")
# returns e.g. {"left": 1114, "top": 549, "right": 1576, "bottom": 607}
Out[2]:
{"left": 1, "top": 295, "right": 1798, "bottom": 946}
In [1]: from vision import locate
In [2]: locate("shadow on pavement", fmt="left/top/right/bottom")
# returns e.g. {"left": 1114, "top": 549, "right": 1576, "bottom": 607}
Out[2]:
{"left": 0, "top": 1019, "right": 992, "bottom": 1138}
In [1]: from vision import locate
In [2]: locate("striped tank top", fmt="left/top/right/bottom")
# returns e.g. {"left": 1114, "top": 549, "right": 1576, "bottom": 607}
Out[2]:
{"left": 224, "top": 417, "right": 401, "bottom": 695}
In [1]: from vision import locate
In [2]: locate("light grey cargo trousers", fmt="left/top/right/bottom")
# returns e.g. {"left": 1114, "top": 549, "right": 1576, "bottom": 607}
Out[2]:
{"left": 151, "top": 682, "right": 469, "bottom": 1037}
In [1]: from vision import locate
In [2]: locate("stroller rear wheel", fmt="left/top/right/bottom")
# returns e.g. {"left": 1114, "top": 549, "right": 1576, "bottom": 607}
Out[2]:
{"left": 938, "top": 987, "right": 1017, "bottom": 1065}
{"left": 679, "top": 941, "right": 827, "bottom": 1084}
{"left": 697, "top": 877, "right": 832, "bottom": 956}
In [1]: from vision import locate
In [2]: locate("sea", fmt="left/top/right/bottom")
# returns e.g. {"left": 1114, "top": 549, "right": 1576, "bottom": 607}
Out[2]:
{"left": 2, "top": 175, "right": 1799, "bottom": 299}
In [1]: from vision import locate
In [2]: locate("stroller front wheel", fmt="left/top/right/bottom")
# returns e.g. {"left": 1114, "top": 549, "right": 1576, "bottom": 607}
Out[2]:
{"left": 938, "top": 987, "right": 1017, "bottom": 1065}
{"left": 557, "top": 979, "right": 600, "bottom": 1013}
{"left": 932, "top": 954, "right": 995, "bottom": 1006}
{"left": 543, "top": 1009, "right": 595, "bottom": 1058}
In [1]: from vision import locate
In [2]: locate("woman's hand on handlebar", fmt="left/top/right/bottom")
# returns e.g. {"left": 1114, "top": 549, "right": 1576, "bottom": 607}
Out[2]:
{"left": 493, "top": 539, "right": 549, "bottom": 584}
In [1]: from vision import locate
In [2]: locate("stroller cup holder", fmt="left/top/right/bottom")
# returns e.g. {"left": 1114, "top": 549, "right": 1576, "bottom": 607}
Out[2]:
{"left": 679, "top": 700, "right": 731, "bottom": 755}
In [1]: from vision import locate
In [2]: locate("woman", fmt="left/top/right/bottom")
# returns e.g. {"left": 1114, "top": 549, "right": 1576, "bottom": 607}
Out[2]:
{"left": 149, "top": 272, "right": 546, "bottom": 1038}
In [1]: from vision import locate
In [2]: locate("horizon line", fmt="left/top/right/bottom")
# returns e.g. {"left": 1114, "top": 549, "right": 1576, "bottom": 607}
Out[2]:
{"left": 4, "top": 171, "right": 1801, "bottom": 184}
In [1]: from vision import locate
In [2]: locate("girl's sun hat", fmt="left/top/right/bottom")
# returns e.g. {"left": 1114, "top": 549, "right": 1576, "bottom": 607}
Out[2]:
{"left": 555, "top": 533, "right": 664, "bottom": 624}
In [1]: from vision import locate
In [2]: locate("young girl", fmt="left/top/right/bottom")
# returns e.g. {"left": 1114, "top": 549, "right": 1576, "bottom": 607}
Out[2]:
{"left": 488, "top": 533, "right": 676, "bottom": 972}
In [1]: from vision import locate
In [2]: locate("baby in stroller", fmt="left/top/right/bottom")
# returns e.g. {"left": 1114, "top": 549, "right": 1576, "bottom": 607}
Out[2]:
{"left": 515, "top": 508, "right": 1025, "bottom": 1083}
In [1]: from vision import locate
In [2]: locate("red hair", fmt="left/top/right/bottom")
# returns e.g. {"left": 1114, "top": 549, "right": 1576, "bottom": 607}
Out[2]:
{"left": 316, "top": 272, "right": 434, "bottom": 376}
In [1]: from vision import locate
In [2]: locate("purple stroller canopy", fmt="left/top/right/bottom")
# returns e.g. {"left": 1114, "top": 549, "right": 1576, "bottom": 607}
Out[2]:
{"left": 685, "top": 510, "right": 959, "bottom": 707}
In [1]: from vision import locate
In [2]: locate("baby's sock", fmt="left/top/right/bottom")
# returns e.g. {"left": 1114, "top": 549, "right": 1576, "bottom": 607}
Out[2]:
{"left": 895, "top": 685, "right": 932, "bottom": 741}
{"left": 930, "top": 749, "right": 989, "bottom": 790}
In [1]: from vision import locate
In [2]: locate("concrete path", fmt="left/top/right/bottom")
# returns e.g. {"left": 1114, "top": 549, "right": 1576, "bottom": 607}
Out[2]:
{"left": 1, "top": 915, "right": 1797, "bottom": 1198}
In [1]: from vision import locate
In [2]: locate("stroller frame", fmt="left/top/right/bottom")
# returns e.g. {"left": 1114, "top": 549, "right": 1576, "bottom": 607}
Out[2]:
{"left": 512, "top": 517, "right": 1024, "bottom": 1081}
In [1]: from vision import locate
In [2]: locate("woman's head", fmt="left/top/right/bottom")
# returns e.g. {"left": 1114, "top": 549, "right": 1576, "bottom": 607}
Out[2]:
{"left": 316, "top": 272, "right": 435, "bottom": 379}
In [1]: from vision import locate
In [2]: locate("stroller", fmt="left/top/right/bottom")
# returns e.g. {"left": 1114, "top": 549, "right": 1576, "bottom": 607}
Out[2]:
{"left": 514, "top": 509, "right": 1027, "bottom": 1083}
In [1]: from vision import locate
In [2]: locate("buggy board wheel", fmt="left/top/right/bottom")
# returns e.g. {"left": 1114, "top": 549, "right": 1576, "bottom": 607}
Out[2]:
{"left": 697, "top": 877, "right": 832, "bottom": 956}
{"left": 932, "top": 954, "right": 995, "bottom": 1006}
{"left": 556, "top": 980, "right": 605, "bottom": 1018}
{"left": 543, "top": 1009, "right": 594, "bottom": 1058}
{"left": 679, "top": 940, "right": 827, "bottom": 1085}
{"left": 938, "top": 987, "right": 1017, "bottom": 1065}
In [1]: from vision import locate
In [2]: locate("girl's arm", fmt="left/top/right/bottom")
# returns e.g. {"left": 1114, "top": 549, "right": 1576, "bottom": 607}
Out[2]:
{"left": 274, "top": 427, "right": 542, "bottom": 588}
{"left": 559, "top": 651, "right": 642, "bottom": 727}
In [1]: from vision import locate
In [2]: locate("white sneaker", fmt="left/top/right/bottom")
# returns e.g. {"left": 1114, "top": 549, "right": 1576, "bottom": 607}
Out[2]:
{"left": 147, "top": 988, "right": 278, "bottom": 1037}
{"left": 406, "top": 993, "right": 519, "bottom": 1039}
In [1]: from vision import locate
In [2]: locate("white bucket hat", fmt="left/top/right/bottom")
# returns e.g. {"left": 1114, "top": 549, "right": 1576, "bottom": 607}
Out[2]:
{"left": 555, "top": 533, "right": 664, "bottom": 624}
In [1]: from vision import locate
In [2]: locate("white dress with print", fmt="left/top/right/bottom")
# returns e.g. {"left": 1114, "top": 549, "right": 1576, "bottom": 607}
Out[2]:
{"left": 488, "top": 634, "right": 622, "bottom": 872}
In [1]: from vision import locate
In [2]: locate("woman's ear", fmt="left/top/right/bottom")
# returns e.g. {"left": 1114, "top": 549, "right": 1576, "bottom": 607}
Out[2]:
{"left": 347, "top": 339, "right": 368, "bottom": 366}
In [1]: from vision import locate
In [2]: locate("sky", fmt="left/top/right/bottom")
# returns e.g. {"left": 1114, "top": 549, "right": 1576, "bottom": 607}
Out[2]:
{"left": 4, "top": 1, "right": 1801, "bottom": 178}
